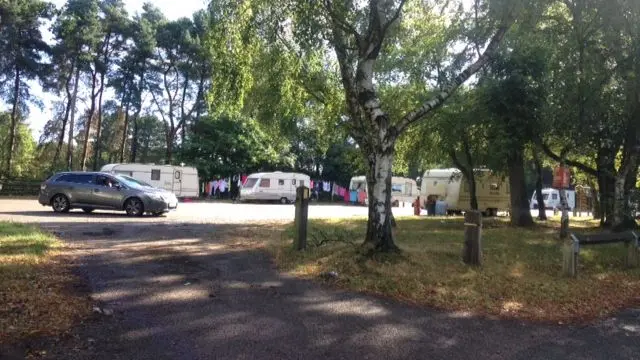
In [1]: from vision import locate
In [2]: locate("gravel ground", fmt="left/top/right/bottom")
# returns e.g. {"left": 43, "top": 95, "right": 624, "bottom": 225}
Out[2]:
{"left": 0, "top": 200, "right": 638, "bottom": 360}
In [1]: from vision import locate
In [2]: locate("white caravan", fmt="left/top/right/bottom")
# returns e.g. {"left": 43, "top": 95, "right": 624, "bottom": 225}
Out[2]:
{"left": 240, "top": 172, "right": 310, "bottom": 204}
{"left": 100, "top": 163, "right": 199, "bottom": 198}
{"left": 420, "top": 168, "right": 510, "bottom": 215}
{"left": 348, "top": 176, "right": 418, "bottom": 206}
{"left": 530, "top": 188, "right": 576, "bottom": 211}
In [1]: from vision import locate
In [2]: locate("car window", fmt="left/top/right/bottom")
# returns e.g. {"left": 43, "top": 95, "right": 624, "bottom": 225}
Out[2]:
{"left": 54, "top": 174, "right": 74, "bottom": 183}
{"left": 55, "top": 174, "right": 92, "bottom": 184}
{"left": 96, "top": 175, "right": 120, "bottom": 188}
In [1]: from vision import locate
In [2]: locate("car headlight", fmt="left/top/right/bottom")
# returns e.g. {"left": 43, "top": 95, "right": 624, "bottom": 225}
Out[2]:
{"left": 148, "top": 193, "right": 165, "bottom": 201}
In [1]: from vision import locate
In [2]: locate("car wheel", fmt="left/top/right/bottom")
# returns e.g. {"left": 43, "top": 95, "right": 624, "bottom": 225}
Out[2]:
{"left": 51, "top": 194, "right": 70, "bottom": 213}
{"left": 280, "top": 197, "right": 288, "bottom": 204}
{"left": 124, "top": 198, "right": 144, "bottom": 216}
{"left": 82, "top": 208, "right": 94, "bottom": 214}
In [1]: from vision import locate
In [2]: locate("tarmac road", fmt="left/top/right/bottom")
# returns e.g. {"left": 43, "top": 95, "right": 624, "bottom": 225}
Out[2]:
{"left": 0, "top": 200, "right": 638, "bottom": 359}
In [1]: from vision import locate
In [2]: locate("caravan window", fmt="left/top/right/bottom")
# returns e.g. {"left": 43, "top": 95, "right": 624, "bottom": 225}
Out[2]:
{"left": 543, "top": 194, "right": 549, "bottom": 200}
{"left": 552, "top": 193, "right": 558, "bottom": 200}
{"left": 259, "top": 179, "right": 270, "bottom": 188}
{"left": 278, "top": 179, "right": 285, "bottom": 186}
{"left": 392, "top": 184, "right": 403, "bottom": 193}
{"left": 151, "top": 169, "right": 161, "bottom": 181}
{"left": 292, "top": 179, "right": 296, "bottom": 185}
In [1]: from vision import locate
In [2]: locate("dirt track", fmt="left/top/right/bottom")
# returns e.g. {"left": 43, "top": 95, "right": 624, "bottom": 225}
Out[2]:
{"left": 1, "top": 200, "right": 639, "bottom": 360}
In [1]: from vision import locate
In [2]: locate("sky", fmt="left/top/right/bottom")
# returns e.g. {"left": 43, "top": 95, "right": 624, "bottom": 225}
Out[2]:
{"left": 19, "top": 0, "right": 209, "bottom": 141}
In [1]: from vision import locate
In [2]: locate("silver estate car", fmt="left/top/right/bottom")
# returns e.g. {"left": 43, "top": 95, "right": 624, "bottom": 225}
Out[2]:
{"left": 38, "top": 171, "right": 178, "bottom": 216}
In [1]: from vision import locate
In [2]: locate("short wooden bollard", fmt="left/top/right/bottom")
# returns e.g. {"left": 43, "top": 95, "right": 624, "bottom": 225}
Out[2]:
{"left": 294, "top": 186, "right": 310, "bottom": 251}
{"left": 462, "top": 210, "right": 482, "bottom": 266}
{"left": 562, "top": 235, "right": 579, "bottom": 277}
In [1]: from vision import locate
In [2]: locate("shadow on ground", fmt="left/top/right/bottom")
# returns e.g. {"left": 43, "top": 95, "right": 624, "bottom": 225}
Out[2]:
{"left": 3, "top": 221, "right": 639, "bottom": 360}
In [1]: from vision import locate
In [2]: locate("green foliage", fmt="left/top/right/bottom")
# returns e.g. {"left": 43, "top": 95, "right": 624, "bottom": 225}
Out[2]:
{"left": 181, "top": 114, "right": 283, "bottom": 179}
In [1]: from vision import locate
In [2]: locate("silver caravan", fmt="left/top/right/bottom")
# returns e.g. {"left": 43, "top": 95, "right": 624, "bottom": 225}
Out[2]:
{"left": 101, "top": 163, "right": 199, "bottom": 198}
{"left": 240, "top": 172, "right": 310, "bottom": 204}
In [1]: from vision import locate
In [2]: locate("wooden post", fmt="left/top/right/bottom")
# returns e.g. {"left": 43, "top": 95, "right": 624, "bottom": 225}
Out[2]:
{"left": 626, "top": 232, "right": 639, "bottom": 268}
{"left": 463, "top": 210, "right": 482, "bottom": 266}
{"left": 563, "top": 234, "right": 579, "bottom": 277}
{"left": 294, "top": 186, "right": 309, "bottom": 251}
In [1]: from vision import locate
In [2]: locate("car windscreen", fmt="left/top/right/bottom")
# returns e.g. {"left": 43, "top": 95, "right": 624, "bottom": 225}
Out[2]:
{"left": 118, "top": 175, "right": 153, "bottom": 187}
{"left": 113, "top": 175, "right": 148, "bottom": 189}
{"left": 243, "top": 178, "right": 258, "bottom": 188}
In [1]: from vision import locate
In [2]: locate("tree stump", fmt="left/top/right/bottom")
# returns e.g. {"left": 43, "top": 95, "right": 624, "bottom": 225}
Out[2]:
{"left": 463, "top": 210, "right": 482, "bottom": 266}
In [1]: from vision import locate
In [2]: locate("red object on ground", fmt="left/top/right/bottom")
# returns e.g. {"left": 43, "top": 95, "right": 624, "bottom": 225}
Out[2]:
{"left": 553, "top": 166, "right": 570, "bottom": 188}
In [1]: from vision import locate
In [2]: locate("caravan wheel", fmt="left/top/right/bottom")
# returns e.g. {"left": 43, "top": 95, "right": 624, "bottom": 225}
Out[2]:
{"left": 280, "top": 197, "right": 289, "bottom": 204}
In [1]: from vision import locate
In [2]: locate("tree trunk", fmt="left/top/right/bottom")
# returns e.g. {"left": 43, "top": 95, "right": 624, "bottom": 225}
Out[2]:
{"left": 6, "top": 68, "right": 20, "bottom": 177}
{"left": 597, "top": 171, "right": 615, "bottom": 227}
{"left": 166, "top": 131, "right": 174, "bottom": 164}
{"left": 507, "top": 145, "right": 534, "bottom": 227}
{"left": 119, "top": 95, "right": 131, "bottom": 163}
{"left": 363, "top": 149, "right": 399, "bottom": 252}
{"left": 92, "top": 72, "right": 107, "bottom": 170}
{"left": 533, "top": 148, "right": 547, "bottom": 220}
{"left": 613, "top": 154, "right": 639, "bottom": 231}
{"left": 130, "top": 115, "right": 139, "bottom": 163}
{"left": 558, "top": 157, "right": 570, "bottom": 239}
{"left": 67, "top": 68, "right": 81, "bottom": 171}
{"left": 81, "top": 72, "right": 98, "bottom": 170}
{"left": 52, "top": 62, "right": 76, "bottom": 171}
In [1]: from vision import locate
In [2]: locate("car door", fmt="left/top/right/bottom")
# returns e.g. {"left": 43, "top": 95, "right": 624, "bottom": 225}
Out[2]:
{"left": 64, "top": 173, "right": 94, "bottom": 205}
{"left": 91, "top": 174, "right": 126, "bottom": 209}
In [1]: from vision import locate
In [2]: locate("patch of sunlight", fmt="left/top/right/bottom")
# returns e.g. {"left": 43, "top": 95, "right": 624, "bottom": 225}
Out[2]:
{"left": 501, "top": 301, "right": 524, "bottom": 313}
{"left": 593, "top": 272, "right": 615, "bottom": 281}
{"left": 91, "top": 289, "right": 136, "bottom": 302}
{"left": 225, "top": 281, "right": 252, "bottom": 289}
{"left": 510, "top": 262, "right": 525, "bottom": 278}
{"left": 448, "top": 311, "right": 473, "bottom": 318}
{"left": 303, "top": 299, "right": 390, "bottom": 318}
{"left": 580, "top": 249, "right": 596, "bottom": 261}
{"left": 348, "top": 323, "right": 421, "bottom": 345}
{"left": 125, "top": 326, "right": 166, "bottom": 340}
{"left": 458, "top": 271, "right": 478, "bottom": 280}
{"left": 137, "top": 288, "right": 210, "bottom": 305}
{"left": 622, "top": 324, "right": 640, "bottom": 333}
{"left": 292, "top": 263, "right": 320, "bottom": 276}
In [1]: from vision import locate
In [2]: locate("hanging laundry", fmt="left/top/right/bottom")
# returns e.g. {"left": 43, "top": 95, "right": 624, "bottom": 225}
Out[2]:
{"left": 323, "top": 181, "right": 331, "bottom": 192}
{"left": 310, "top": 180, "right": 314, "bottom": 189}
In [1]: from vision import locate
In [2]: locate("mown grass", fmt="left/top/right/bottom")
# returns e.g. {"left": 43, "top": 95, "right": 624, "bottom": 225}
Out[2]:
{"left": 0, "top": 222, "right": 90, "bottom": 344}
{"left": 269, "top": 215, "right": 640, "bottom": 323}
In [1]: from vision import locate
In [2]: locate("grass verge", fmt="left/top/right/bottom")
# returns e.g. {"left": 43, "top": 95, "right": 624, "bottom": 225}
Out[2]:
{"left": 268, "top": 216, "right": 640, "bottom": 323}
{"left": 0, "top": 222, "right": 90, "bottom": 345}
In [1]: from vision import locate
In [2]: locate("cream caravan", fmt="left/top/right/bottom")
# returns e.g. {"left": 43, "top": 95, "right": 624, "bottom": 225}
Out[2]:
{"left": 420, "top": 168, "right": 510, "bottom": 216}
{"left": 240, "top": 172, "right": 310, "bottom": 204}
{"left": 348, "top": 176, "right": 418, "bottom": 206}
{"left": 100, "top": 163, "right": 199, "bottom": 198}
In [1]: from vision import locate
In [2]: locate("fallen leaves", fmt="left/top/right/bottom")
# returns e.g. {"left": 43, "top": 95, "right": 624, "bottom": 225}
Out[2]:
{"left": 0, "top": 223, "right": 91, "bottom": 345}
{"left": 269, "top": 217, "right": 640, "bottom": 324}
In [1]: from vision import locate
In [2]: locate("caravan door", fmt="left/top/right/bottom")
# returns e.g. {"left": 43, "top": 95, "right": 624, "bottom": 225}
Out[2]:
{"left": 172, "top": 169, "right": 183, "bottom": 196}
